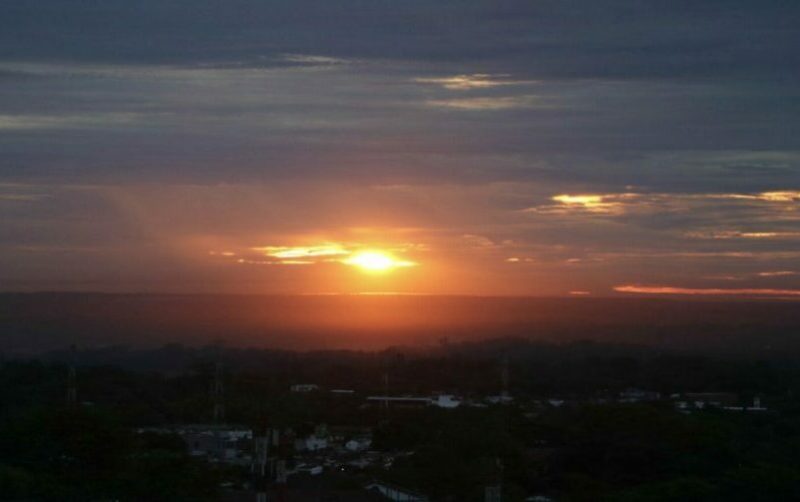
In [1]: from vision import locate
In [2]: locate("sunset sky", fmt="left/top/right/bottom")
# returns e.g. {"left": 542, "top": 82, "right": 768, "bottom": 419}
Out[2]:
{"left": 1, "top": 1, "right": 799, "bottom": 296}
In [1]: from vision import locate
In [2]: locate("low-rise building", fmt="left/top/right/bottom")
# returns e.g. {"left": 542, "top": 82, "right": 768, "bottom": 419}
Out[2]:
{"left": 365, "top": 480, "right": 428, "bottom": 501}
{"left": 137, "top": 424, "right": 252, "bottom": 465}
{"left": 345, "top": 437, "right": 373, "bottom": 452}
{"left": 618, "top": 388, "right": 661, "bottom": 403}
{"left": 291, "top": 383, "right": 320, "bottom": 392}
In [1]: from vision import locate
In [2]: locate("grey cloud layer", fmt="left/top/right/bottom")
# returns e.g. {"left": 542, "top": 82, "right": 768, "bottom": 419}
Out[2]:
{"left": 2, "top": 1, "right": 798, "bottom": 78}
{"left": 0, "top": 1, "right": 798, "bottom": 293}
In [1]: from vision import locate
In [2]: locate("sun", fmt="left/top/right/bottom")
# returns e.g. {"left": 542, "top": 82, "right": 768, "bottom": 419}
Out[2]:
{"left": 344, "top": 251, "right": 415, "bottom": 273}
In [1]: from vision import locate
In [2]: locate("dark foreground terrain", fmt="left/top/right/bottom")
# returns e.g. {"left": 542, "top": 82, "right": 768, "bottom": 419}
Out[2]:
{"left": 3, "top": 338, "right": 800, "bottom": 500}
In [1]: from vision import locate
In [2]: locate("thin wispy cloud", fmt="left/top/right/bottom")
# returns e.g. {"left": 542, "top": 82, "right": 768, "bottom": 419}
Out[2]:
{"left": 615, "top": 285, "right": 800, "bottom": 297}
{"left": 414, "top": 74, "right": 535, "bottom": 90}
{"left": 424, "top": 95, "right": 544, "bottom": 110}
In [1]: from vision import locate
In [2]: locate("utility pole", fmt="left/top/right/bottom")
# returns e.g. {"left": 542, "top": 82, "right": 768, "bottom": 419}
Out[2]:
{"left": 253, "top": 427, "right": 270, "bottom": 502}
{"left": 212, "top": 347, "right": 225, "bottom": 465}
{"left": 66, "top": 344, "right": 78, "bottom": 408}
{"left": 501, "top": 355, "right": 509, "bottom": 401}
{"left": 213, "top": 360, "right": 225, "bottom": 423}
{"left": 485, "top": 458, "right": 504, "bottom": 502}
{"left": 383, "top": 370, "right": 390, "bottom": 411}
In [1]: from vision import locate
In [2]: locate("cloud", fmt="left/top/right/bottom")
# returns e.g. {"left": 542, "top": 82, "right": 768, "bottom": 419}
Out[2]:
{"left": 254, "top": 245, "right": 350, "bottom": 259}
{"left": 757, "top": 270, "right": 798, "bottom": 277}
{"left": 526, "top": 190, "right": 800, "bottom": 222}
{"left": 615, "top": 284, "right": 800, "bottom": 297}
{"left": 414, "top": 74, "right": 535, "bottom": 90}
{"left": 685, "top": 231, "right": 800, "bottom": 240}
{"left": 2, "top": 1, "right": 798, "bottom": 81}
{"left": 424, "top": 95, "right": 544, "bottom": 110}
{"left": 0, "top": 2, "right": 798, "bottom": 294}
{"left": 278, "top": 54, "right": 355, "bottom": 67}
{"left": 211, "top": 241, "right": 420, "bottom": 269}
{"left": 0, "top": 194, "right": 46, "bottom": 202}
{"left": 0, "top": 113, "right": 146, "bottom": 131}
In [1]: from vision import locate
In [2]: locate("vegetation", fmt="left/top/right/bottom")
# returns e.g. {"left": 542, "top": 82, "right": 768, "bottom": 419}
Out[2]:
{"left": 3, "top": 340, "right": 800, "bottom": 500}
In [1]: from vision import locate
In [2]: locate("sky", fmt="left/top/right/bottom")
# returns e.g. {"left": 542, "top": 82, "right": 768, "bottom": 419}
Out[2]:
{"left": 1, "top": 0, "right": 799, "bottom": 296}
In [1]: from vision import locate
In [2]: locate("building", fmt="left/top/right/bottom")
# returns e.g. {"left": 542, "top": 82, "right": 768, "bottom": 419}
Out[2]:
{"left": 345, "top": 437, "right": 373, "bottom": 452}
{"left": 431, "top": 394, "right": 462, "bottom": 408}
{"left": 291, "top": 384, "right": 320, "bottom": 392}
{"left": 674, "top": 392, "right": 739, "bottom": 411}
{"left": 485, "top": 394, "right": 514, "bottom": 405}
{"left": 365, "top": 481, "right": 428, "bottom": 501}
{"left": 618, "top": 388, "right": 661, "bottom": 403}
{"left": 295, "top": 423, "right": 330, "bottom": 451}
{"left": 295, "top": 434, "right": 328, "bottom": 452}
{"left": 137, "top": 424, "right": 252, "bottom": 465}
{"left": 723, "top": 396, "right": 768, "bottom": 412}
{"left": 366, "top": 394, "right": 463, "bottom": 409}
{"left": 366, "top": 396, "right": 431, "bottom": 409}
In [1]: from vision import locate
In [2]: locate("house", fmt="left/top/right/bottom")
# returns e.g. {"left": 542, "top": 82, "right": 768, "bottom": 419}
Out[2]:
{"left": 365, "top": 481, "right": 428, "bottom": 501}
{"left": 295, "top": 434, "right": 328, "bottom": 451}
{"left": 366, "top": 394, "right": 463, "bottom": 409}
{"left": 345, "top": 437, "right": 373, "bottom": 452}
{"left": 295, "top": 424, "right": 330, "bottom": 451}
{"left": 137, "top": 424, "right": 252, "bottom": 465}
{"left": 294, "top": 463, "right": 324, "bottom": 476}
{"left": 291, "top": 384, "right": 320, "bottom": 392}
{"left": 431, "top": 394, "right": 461, "bottom": 408}
{"left": 723, "top": 396, "right": 768, "bottom": 412}
{"left": 618, "top": 388, "right": 661, "bottom": 403}
{"left": 366, "top": 396, "right": 431, "bottom": 409}
{"left": 674, "top": 392, "right": 739, "bottom": 411}
{"left": 486, "top": 394, "right": 514, "bottom": 405}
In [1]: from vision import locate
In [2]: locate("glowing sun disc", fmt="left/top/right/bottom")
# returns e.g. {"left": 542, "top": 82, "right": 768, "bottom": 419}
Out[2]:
{"left": 344, "top": 251, "right": 415, "bottom": 273}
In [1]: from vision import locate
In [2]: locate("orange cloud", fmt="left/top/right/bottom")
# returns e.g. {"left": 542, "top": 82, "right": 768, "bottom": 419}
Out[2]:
{"left": 615, "top": 285, "right": 800, "bottom": 296}
{"left": 685, "top": 230, "right": 800, "bottom": 240}
{"left": 213, "top": 242, "right": 420, "bottom": 271}
{"left": 253, "top": 245, "right": 349, "bottom": 259}
{"left": 757, "top": 271, "right": 797, "bottom": 277}
{"left": 529, "top": 190, "right": 800, "bottom": 217}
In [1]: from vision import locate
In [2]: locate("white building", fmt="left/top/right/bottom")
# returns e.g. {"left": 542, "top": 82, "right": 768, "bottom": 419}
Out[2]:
{"left": 485, "top": 395, "right": 514, "bottom": 405}
{"left": 431, "top": 394, "right": 462, "bottom": 408}
{"left": 345, "top": 437, "right": 373, "bottom": 452}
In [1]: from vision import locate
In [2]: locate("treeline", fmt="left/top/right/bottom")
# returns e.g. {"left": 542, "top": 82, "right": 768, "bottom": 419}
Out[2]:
{"left": 375, "top": 404, "right": 800, "bottom": 501}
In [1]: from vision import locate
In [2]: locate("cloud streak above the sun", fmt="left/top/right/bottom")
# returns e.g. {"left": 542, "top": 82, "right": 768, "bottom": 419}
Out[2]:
{"left": 210, "top": 243, "right": 419, "bottom": 271}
